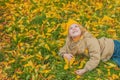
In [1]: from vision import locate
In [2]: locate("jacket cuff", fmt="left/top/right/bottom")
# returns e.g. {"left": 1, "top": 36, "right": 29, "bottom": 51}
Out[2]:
{"left": 83, "top": 66, "right": 91, "bottom": 71}
{"left": 58, "top": 52, "right": 65, "bottom": 58}
{"left": 83, "top": 68, "right": 89, "bottom": 73}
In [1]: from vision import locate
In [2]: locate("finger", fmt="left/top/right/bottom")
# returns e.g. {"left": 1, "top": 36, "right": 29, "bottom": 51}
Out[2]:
{"left": 70, "top": 55, "right": 73, "bottom": 58}
{"left": 76, "top": 72, "right": 80, "bottom": 75}
{"left": 69, "top": 54, "right": 73, "bottom": 57}
{"left": 67, "top": 56, "right": 72, "bottom": 61}
{"left": 75, "top": 71, "right": 78, "bottom": 74}
{"left": 68, "top": 56, "right": 73, "bottom": 60}
{"left": 67, "top": 55, "right": 72, "bottom": 59}
{"left": 75, "top": 70, "right": 79, "bottom": 74}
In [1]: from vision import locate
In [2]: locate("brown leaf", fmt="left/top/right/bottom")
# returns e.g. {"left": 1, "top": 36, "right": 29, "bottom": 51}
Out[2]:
{"left": 114, "top": 67, "right": 120, "bottom": 70}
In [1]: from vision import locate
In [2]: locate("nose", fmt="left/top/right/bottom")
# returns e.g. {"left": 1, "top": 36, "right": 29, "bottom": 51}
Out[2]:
{"left": 73, "top": 27, "right": 77, "bottom": 30}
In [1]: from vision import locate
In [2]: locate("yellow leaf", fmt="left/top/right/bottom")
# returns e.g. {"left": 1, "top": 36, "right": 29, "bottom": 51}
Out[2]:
{"left": 36, "top": 64, "right": 41, "bottom": 69}
{"left": 13, "top": 34, "right": 17, "bottom": 41}
{"left": 61, "top": 23, "right": 66, "bottom": 30}
{"left": 64, "top": 57, "right": 69, "bottom": 70}
{"left": 64, "top": 56, "right": 75, "bottom": 70}
{"left": 47, "top": 28, "right": 53, "bottom": 33}
{"left": 1, "top": 62, "right": 8, "bottom": 67}
{"left": 32, "top": 8, "right": 40, "bottom": 14}
{"left": 76, "top": 75, "right": 81, "bottom": 79}
{"left": 112, "top": 74, "right": 119, "bottom": 79}
{"left": 41, "top": 69, "right": 51, "bottom": 74}
{"left": 21, "top": 55, "right": 34, "bottom": 61}
{"left": 92, "top": 27, "right": 97, "bottom": 31}
{"left": 101, "top": 15, "right": 114, "bottom": 22}
{"left": 106, "top": 62, "right": 117, "bottom": 68}
{"left": 115, "top": 0, "right": 120, "bottom": 4}
{"left": 108, "top": 5, "right": 112, "bottom": 9}
{"left": 96, "top": 78, "right": 102, "bottom": 80}
{"left": 24, "top": 60, "right": 34, "bottom": 68}
{"left": 97, "top": 69, "right": 102, "bottom": 75}
{"left": 64, "top": 64, "right": 69, "bottom": 70}
{"left": 16, "top": 71, "right": 23, "bottom": 74}
{"left": 93, "top": 33, "right": 99, "bottom": 37}
{"left": 46, "top": 33, "right": 51, "bottom": 36}
{"left": 41, "top": 32, "right": 46, "bottom": 38}
{"left": 44, "top": 55, "right": 50, "bottom": 60}
{"left": 107, "top": 28, "right": 116, "bottom": 33}
{"left": 73, "top": 61, "right": 79, "bottom": 65}
{"left": 78, "top": 59, "right": 86, "bottom": 69}
{"left": 8, "top": 59, "right": 15, "bottom": 64}
{"left": 95, "top": 2, "right": 103, "bottom": 10}
{"left": 84, "top": 48, "right": 89, "bottom": 56}
{"left": 10, "top": 0, "right": 14, "bottom": 3}
{"left": 12, "top": 73, "right": 18, "bottom": 80}
{"left": 16, "top": 68, "right": 23, "bottom": 74}
{"left": 107, "top": 69, "right": 111, "bottom": 76}
{"left": 57, "top": 39, "right": 65, "bottom": 47}
{"left": 47, "top": 75, "right": 55, "bottom": 80}
{"left": 17, "top": 17, "right": 23, "bottom": 24}
{"left": 45, "top": 44, "right": 50, "bottom": 51}
{"left": 70, "top": 57, "right": 75, "bottom": 67}
{"left": 35, "top": 53, "right": 43, "bottom": 60}
{"left": 52, "top": 51, "right": 56, "bottom": 56}
{"left": 51, "top": 21, "right": 56, "bottom": 25}
{"left": 6, "top": 15, "right": 12, "bottom": 20}
{"left": 41, "top": 63, "right": 49, "bottom": 69}
{"left": 0, "top": 24, "right": 3, "bottom": 30}
{"left": 60, "top": 31, "right": 68, "bottom": 36}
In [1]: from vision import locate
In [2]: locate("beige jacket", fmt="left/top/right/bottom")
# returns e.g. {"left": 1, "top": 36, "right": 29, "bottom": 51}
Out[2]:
{"left": 59, "top": 31, "right": 114, "bottom": 71}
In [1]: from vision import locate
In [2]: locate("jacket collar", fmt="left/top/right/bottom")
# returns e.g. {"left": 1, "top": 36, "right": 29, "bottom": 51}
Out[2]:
{"left": 72, "top": 35, "right": 83, "bottom": 42}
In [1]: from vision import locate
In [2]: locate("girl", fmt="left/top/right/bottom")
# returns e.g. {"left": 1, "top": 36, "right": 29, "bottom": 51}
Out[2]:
{"left": 59, "top": 19, "right": 120, "bottom": 75}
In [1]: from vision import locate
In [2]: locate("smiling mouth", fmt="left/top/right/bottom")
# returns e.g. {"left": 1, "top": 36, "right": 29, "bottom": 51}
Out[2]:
{"left": 73, "top": 30, "right": 78, "bottom": 33}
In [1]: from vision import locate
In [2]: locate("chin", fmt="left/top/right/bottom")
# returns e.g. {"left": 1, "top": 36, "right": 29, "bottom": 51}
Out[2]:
{"left": 72, "top": 34, "right": 80, "bottom": 37}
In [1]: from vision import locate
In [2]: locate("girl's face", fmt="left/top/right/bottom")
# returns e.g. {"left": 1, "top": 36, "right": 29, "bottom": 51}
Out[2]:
{"left": 69, "top": 24, "right": 81, "bottom": 37}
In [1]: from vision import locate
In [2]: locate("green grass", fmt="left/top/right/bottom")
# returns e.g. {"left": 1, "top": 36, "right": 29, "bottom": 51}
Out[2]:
{"left": 0, "top": 0, "right": 120, "bottom": 79}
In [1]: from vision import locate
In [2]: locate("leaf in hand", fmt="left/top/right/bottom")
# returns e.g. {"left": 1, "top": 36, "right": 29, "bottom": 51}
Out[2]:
{"left": 64, "top": 56, "right": 75, "bottom": 70}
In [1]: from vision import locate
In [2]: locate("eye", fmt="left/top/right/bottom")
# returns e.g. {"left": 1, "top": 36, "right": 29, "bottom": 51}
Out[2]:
{"left": 75, "top": 25, "right": 77, "bottom": 27}
{"left": 70, "top": 27, "right": 73, "bottom": 29}
{"left": 75, "top": 25, "right": 79, "bottom": 28}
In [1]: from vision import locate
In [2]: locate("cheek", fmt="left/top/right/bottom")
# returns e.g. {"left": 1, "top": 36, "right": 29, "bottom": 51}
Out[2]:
{"left": 69, "top": 31, "right": 72, "bottom": 35}
{"left": 69, "top": 30, "right": 73, "bottom": 35}
{"left": 77, "top": 28, "right": 80, "bottom": 31}
{"left": 78, "top": 31, "right": 81, "bottom": 35}
{"left": 78, "top": 29, "right": 81, "bottom": 34}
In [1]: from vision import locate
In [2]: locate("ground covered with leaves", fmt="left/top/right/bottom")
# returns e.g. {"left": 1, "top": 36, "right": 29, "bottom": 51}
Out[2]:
{"left": 0, "top": 0, "right": 120, "bottom": 80}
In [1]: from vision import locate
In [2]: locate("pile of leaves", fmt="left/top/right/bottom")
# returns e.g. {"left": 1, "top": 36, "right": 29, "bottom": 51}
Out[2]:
{"left": 0, "top": 0, "right": 120, "bottom": 80}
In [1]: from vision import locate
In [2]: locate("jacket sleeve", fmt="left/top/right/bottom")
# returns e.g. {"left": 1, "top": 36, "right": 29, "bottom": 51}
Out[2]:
{"left": 58, "top": 44, "right": 67, "bottom": 57}
{"left": 83, "top": 31, "right": 93, "bottom": 38}
{"left": 58, "top": 38, "right": 70, "bottom": 57}
{"left": 84, "top": 38, "right": 101, "bottom": 71}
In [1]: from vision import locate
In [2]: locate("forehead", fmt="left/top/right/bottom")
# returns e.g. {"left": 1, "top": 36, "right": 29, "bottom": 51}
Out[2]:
{"left": 70, "top": 24, "right": 79, "bottom": 28}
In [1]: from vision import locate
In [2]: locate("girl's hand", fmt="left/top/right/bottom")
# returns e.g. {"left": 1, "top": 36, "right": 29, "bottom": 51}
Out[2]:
{"left": 63, "top": 53, "right": 73, "bottom": 61}
{"left": 75, "top": 69, "right": 87, "bottom": 75}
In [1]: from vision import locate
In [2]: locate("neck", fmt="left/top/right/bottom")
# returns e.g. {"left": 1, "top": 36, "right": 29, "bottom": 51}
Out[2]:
{"left": 72, "top": 35, "right": 81, "bottom": 42}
